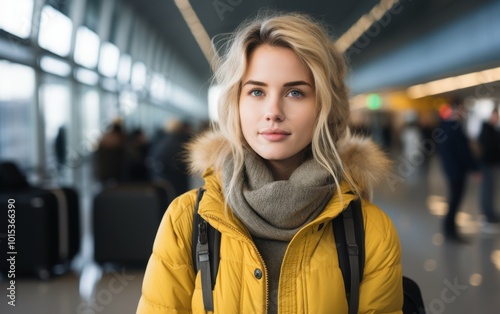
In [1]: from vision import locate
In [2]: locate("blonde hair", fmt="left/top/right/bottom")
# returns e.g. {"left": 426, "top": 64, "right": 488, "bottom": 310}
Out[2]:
{"left": 212, "top": 12, "right": 358, "bottom": 201}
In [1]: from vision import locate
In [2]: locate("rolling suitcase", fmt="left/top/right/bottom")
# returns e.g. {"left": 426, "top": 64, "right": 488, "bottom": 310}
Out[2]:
{"left": 93, "top": 182, "right": 174, "bottom": 268}
{"left": 48, "top": 187, "right": 81, "bottom": 268}
{"left": 0, "top": 188, "right": 60, "bottom": 279}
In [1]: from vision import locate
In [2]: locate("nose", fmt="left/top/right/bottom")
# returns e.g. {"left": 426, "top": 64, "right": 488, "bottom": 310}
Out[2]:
{"left": 264, "top": 97, "right": 285, "bottom": 122}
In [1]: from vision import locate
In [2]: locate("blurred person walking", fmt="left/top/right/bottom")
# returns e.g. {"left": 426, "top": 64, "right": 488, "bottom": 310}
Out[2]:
{"left": 94, "top": 119, "right": 127, "bottom": 185}
{"left": 477, "top": 105, "right": 500, "bottom": 232}
{"left": 54, "top": 125, "right": 67, "bottom": 171}
{"left": 148, "top": 118, "right": 192, "bottom": 195}
{"left": 125, "top": 128, "right": 150, "bottom": 181}
{"left": 437, "top": 98, "right": 479, "bottom": 242}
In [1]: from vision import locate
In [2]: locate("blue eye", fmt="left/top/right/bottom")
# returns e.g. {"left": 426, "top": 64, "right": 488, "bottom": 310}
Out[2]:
{"left": 288, "top": 90, "right": 303, "bottom": 98}
{"left": 250, "top": 90, "right": 263, "bottom": 97}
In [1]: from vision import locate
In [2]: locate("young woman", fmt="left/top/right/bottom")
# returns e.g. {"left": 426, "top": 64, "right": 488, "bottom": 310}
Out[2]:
{"left": 137, "top": 12, "right": 403, "bottom": 314}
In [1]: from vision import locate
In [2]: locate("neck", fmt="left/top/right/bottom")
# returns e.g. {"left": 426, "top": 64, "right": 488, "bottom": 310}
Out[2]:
{"left": 264, "top": 156, "right": 303, "bottom": 181}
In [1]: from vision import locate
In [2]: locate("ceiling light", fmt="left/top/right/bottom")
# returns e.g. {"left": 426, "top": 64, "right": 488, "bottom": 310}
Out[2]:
{"left": 174, "top": 0, "right": 217, "bottom": 69}
{"left": 407, "top": 66, "right": 500, "bottom": 99}
{"left": 336, "top": 0, "right": 399, "bottom": 53}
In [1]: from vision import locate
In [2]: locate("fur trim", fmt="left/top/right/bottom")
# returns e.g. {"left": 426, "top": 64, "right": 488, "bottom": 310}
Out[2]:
{"left": 185, "top": 130, "right": 230, "bottom": 175}
{"left": 337, "top": 133, "right": 392, "bottom": 199}
{"left": 186, "top": 130, "right": 392, "bottom": 198}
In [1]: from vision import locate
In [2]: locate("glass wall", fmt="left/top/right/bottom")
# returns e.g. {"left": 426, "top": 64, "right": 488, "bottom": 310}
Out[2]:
{"left": 0, "top": 0, "right": 35, "bottom": 39}
{"left": 38, "top": 4, "right": 73, "bottom": 57}
{"left": 0, "top": 61, "right": 36, "bottom": 174}
{"left": 0, "top": 0, "right": 208, "bottom": 185}
{"left": 39, "top": 74, "right": 72, "bottom": 181}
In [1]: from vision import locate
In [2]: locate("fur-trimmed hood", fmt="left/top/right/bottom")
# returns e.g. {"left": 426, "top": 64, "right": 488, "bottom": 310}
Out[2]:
{"left": 185, "top": 130, "right": 392, "bottom": 199}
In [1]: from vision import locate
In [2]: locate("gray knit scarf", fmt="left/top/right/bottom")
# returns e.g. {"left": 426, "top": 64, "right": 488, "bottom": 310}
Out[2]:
{"left": 222, "top": 150, "right": 336, "bottom": 241}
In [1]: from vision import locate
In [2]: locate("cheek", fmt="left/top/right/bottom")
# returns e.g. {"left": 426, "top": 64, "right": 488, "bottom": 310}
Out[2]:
{"left": 301, "top": 112, "right": 318, "bottom": 141}
{"left": 239, "top": 105, "right": 252, "bottom": 138}
{"left": 239, "top": 103, "right": 257, "bottom": 129}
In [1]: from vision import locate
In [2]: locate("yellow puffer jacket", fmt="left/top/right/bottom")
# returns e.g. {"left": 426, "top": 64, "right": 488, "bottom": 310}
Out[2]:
{"left": 137, "top": 131, "right": 403, "bottom": 313}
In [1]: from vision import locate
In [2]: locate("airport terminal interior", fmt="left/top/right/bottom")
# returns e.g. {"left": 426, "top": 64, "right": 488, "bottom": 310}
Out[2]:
{"left": 1, "top": 0, "right": 500, "bottom": 313}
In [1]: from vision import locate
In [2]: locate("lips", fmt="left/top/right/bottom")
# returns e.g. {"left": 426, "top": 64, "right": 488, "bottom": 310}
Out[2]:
{"left": 259, "top": 129, "right": 291, "bottom": 141}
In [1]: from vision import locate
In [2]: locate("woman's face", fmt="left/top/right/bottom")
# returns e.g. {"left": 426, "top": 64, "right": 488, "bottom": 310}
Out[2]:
{"left": 239, "top": 44, "right": 317, "bottom": 177}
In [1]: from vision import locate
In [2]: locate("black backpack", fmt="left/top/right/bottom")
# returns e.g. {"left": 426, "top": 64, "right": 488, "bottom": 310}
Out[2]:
{"left": 192, "top": 188, "right": 425, "bottom": 314}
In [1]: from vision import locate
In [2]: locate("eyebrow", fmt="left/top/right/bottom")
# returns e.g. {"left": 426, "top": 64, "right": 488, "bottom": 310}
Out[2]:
{"left": 242, "top": 80, "right": 312, "bottom": 87}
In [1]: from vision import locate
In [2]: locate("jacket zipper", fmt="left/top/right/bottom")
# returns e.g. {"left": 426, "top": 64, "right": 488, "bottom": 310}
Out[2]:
{"left": 203, "top": 213, "right": 269, "bottom": 313}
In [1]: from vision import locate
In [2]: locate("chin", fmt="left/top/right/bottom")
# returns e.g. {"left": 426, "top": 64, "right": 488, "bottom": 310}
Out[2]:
{"left": 256, "top": 151, "right": 296, "bottom": 161}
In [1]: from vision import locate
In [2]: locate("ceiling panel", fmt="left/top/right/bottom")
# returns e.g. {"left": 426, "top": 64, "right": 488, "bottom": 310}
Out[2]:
{"left": 121, "top": 0, "right": 498, "bottom": 93}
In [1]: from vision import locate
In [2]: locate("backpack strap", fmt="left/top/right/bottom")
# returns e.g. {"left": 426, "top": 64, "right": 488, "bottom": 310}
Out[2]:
{"left": 332, "top": 197, "right": 365, "bottom": 314}
{"left": 191, "top": 187, "right": 221, "bottom": 311}
{"left": 191, "top": 187, "right": 205, "bottom": 274}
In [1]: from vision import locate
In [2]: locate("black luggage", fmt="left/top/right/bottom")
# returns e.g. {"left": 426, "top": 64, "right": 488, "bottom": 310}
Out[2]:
{"left": 0, "top": 161, "right": 81, "bottom": 279}
{"left": 93, "top": 182, "right": 174, "bottom": 268}
{"left": 0, "top": 188, "right": 60, "bottom": 279}
{"left": 49, "top": 187, "right": 81, "bottom": 266}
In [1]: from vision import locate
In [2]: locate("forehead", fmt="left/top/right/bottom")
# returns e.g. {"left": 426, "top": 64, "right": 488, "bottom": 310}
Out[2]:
{"left": 243, "top": 44, "right": 314, "bottom": 83}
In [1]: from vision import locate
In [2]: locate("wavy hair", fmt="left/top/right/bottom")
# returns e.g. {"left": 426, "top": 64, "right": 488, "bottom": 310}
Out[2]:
{"left": 211, "top": 12, "right": 358, "bottom": 201}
